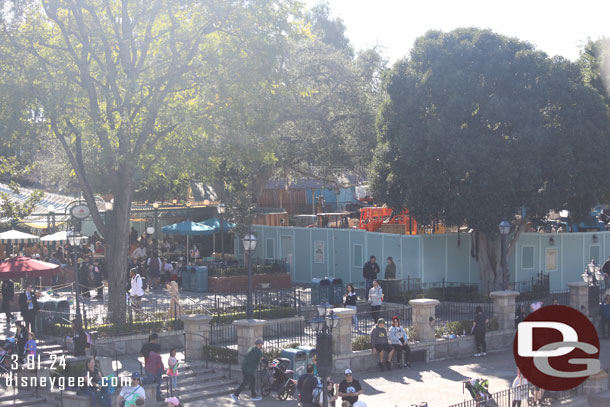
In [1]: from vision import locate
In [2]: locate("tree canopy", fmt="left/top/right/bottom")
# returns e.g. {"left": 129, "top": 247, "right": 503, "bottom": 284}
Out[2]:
{"left": 372, "top": 28, "right": 610, "bottom": 289}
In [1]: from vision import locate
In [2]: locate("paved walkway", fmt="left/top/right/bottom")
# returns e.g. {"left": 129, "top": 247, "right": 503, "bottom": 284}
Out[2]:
{"left": 186, "top": 338, "right": 610, "bottom": 407}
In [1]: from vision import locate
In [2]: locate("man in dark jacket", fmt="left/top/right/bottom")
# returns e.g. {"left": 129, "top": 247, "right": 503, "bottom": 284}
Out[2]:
{"left": 362, "top": 256, "right": 380, "bottom": 299}
{"left": 2, "top": 279, "right": 15, "bottom": 328}
{"left": 297, "top": 364, "right": 318, "bottom": 407}
{"left": 15, "top": 320, "right": 28, "bottom": 362}
{"left": 231, "top": 339, "right": 264, "bottom": 402}
{"left": 18, "top": 284, "right": 39, "bottom": 332}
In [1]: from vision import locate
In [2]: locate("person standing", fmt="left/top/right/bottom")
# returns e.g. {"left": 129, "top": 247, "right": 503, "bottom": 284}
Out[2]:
{"left": 338, "top": 369, "right": 363, "bottom": 406}
{"left": 368, "top": 280, "right": 383, "bottom": 324}
{"left": 297, "top": 364, "right": 317, "bottom": 407}
{"left": 603, "top": 256, "right": 610, "bottom": 292}
{"left": 371, "top": 318, "right": 394, "bottom": 370}
{"left": 14, "top": 320, "right": 28, "bottom": 362}
{"left": 70, "top": 319, "right": 88, "bottom": 356}
{"left": 515, "top": 305, "right": 526, "bottom": 328}
{"left": 25, "top": 332, "right": 37, "bottom": 358}
{"left": 129, "top": 269, "right": 144, "bottom": 308}
{"left": 389, "top": 316, "right": 411, "bottom": 368}
{"left": 18, "top": 284, "right": 39, "bottom": 333}
{"left": 167, "top": 348, "right": 179, "bottom": 392}
{"left": 472, "top": 306, "right": 488, "bottom": 357}
{"left": 92, "top": 260, "right": 104, "bottom": 300}
{"left": 2, "top": 279, "right": 15, "bottom": 328}
{"left": 600, "top": 295, "right": 610, "bottom": 339}
{"left": 167, "top": 282, "right": 182, "bottom": 319}
{"left": 384, "top": 257, "right": 396, "bottom": 279}
{"left": 143, "top": 350, "right": 164, "bottom": 401}
{"left": 231, "top": 339, "right": 264, "bottom": 403}
{"left": 147, "top": 251, "right": 162, "bottom": 290}
{"left": 344, "top": 284, "right": 358, "bottom": 327}
{"left": 362, "top": 256, "right": 380, "bottom": 299}
{"left": 511, "top": 368, "right": 529, "bottom": 407}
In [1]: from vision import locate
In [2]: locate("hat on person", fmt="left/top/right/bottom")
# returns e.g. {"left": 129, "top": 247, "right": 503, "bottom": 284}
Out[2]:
{"left": 165, "top": 397, "right": 180, "bottom": 406}
{"left": 131, "top": 371, "right": 141, "bottom": 379}
{"left": 344, "top": 369, "right": 352, "bottom": 375}
{"left": 255, "top": 339, "right": 264, "bottom": 345}
{"left": 377, "top": 318, "right": 385, "bottom": 325}
{"left": 353, "top": 402, "right": 367, "bottom": 407}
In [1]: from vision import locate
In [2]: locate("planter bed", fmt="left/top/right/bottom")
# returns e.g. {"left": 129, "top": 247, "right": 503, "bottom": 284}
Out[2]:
{"left": 208, "top": 272, "right": 291, "bottom": 293}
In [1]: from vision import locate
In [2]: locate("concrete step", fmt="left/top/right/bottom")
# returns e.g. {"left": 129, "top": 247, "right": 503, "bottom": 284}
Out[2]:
{"left": 0, "top": 396, "right": 51, "bottom": 407}
{"left": 162, "top": 377, "right": 236, "bottom": 392}
{"left": 168, "top": 383, "right": 238, "bottom": 403}
{"left": 0, "top": 391, "right": 35, "bottom": 403}
{"left": 163, "top": 368, "right": 217, "bottom": 381}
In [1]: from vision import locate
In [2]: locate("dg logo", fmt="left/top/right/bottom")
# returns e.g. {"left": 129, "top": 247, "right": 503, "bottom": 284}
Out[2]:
{"left": 513, "top": 305, "right": 601, "bottom": 391}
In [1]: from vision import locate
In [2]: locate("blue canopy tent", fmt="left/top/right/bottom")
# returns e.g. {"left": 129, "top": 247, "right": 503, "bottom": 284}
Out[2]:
{"left": 200, "top": 217, "right": 236, "bottom": 254}
{"left": 161, "top": 221, "right": 215, "bottom": 263}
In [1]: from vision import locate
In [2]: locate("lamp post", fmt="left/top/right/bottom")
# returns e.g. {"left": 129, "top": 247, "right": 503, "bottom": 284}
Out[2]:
{"left": 310, "top": 300, "right": 339, "bottom": 407}
{"left": 498, "top": 220, "right": 511, "bottom": 290}
{"left": 67, "top": 229, "right": 83, "bottom": 323}
{"left": 218, "top": 203, "right": 226, "bottom": 261}
{"left": 242, "top": 233, "right": 258, "bottom": 319}
{"left": 152, "top": 202, "right": 160, "bottom": 249}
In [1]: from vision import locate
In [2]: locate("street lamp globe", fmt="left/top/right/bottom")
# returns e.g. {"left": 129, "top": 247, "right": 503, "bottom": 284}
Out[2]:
{"left": 498, "top": 220, "right": 511, "bottom": 235}
{"left": 317, "top": 300, "right": 332, "bottom": 317}
{"left": 242, "top": 234, "right": 257, "bottom": 252}
{"left": 152, "top": 202, "right": 159, "bottom": 209}
{"left": 67, "top": 229, "right": 82, "bottom": 246}
{"left": 218, "top": 203, "right": 226, "bottom": 214}
{"left": 146, "top": 226, "right": 155, "bottom": 235}
{"left": 311, "top": 315, "right": 325, "bottom": 332}
{"left": 327, "top": 310, "right": 339, "bottom": 329}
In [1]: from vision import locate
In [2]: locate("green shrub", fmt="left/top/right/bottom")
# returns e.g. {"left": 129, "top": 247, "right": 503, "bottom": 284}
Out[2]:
{"left": 406, "top": 326, "right": 417, "bottom": 341}
{"left": 486, "top": 317, "right": 499, "bottom": 331}
{"left": 203, "top": 346, "right": 238, "bottom": 364}
{"left": 264, "top": 347, "right": 282, "bottom": 361}
{"left": 210, "top": 306, "right": 295, "bottom": 324}
{"left": 352, "top": 335, "right": 371, "bottom": 351}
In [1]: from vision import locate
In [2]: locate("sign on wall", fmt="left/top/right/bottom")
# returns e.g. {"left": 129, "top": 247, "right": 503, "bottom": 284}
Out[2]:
{"left": 545, "top": 248, "right": 558, "bottom": 271}
{"left": 314, "top": 240, "right": 325, "bottom": 264}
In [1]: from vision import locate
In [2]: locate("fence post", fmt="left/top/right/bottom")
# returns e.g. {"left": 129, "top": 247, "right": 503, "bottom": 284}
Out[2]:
{"left": 179, "top": 315, "right": 213, "bottom": 361}
{"left": 331, "top": 308, "right": 356, "bottom": 356}
{"left": 568, "top": 281, "right": 590, "bottom": 315}
{"left": 233, "top": 319, "right": 266, "bottom": 365}
{"left": 409, "top": 299, "right": 439, "bottom": 342}
{"left": 489, "top": 290, "right": 519, "bottom": 330}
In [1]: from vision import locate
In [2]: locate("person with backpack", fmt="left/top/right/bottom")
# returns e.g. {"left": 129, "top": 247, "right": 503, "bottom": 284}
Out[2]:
{"left": 129, "top": 269, "right": 144, "bottom": 308}
{"left": 147, "top": 251, "right": 162, "bottom": 290}
{"left": 118, "top": 372, "right": 145, "bottom": 407}
{"left": 297, "top": 364, "right": 318, "bottom": 407}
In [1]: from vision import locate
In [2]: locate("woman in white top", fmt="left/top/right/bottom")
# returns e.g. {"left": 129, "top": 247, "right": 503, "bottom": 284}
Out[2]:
{"left": 511, "top": 369, "right": 529, "bottom": 407}
{"left": 368, "top": 280, "right": 383, "bottom": 325}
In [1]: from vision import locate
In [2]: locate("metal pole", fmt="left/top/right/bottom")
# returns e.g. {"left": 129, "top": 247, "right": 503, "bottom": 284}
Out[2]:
{"left": 247, "top": 250, "right": 253, "bottom": 319}
{"left": 501, "top": 234, "right": 507, "bottom": 291}
{"left": 220, "top": 212, "right": 225, "bottom": 261}
{"left": 73, "top": 244, "right": 82, "bottom": 324}
{"left": 154, "top": 207, "right": 159, "bottom": 250}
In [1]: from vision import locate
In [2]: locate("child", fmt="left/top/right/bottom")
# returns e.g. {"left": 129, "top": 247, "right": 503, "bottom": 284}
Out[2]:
{"left": 167, "top": 348, "right": 179, "bottom": 391}
{"left": 25, "top": 332, "right": 37, "bottom": 358}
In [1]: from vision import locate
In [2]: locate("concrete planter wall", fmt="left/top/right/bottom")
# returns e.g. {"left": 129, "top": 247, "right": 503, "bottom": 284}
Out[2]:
{"left": 94, "top": 330, "right": 185, "bottom": 356}
{"left": 208, "top": 272, "right": 291, "bottom": 293}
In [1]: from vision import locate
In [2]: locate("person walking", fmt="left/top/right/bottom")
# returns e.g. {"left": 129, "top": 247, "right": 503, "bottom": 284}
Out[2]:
{"left": 344, "top": 284, "right": 358, "bottom": 327}
{"left": 600, "top": 295, "right": 610, "bottom": 339}
{"left": 511, "top": 368, "right": 529, "bottom": 407}
{"left": 370, "top": 318, "right": 394, "bottom": 371}
{"left": 384, "top": 257, "right": 396, "bottom": 279}
{"left": 337, "top": 369, "right": 363, "bottom": 406}
{"left": 231, "top": 338, "right": 264, "bottom": 403}
{"left": 389, "top": 315, "right": 411, "bottom": 368}
{"left": 368, "top": 280, "right": 383, "bottom": 325}
{"left": 297, "top": 364, "right": 318, "bottom": 407}
{"left": 362, "top": 256, "right": 380, "bottom": 299}
{"left": 472, "top": 306, "right": 488, "bottom": 357}
{"left": 2, "top": 279, "right": 15, "bottom": 328}
{"left": 18, "top": 284, "right": 39, "bottom": 333}
{"left": 167, "top": 282, "right": 182, "bottom": 319}
{"left": 129, "top": 269, "right": 144, "bottom": 308}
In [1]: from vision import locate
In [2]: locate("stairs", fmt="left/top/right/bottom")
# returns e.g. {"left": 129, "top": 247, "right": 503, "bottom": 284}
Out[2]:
{"left": 0, "top": 389, "right": 56, "bottom": 407}
{"left": 160, "top": 362, "right": 238, "bottom": 403}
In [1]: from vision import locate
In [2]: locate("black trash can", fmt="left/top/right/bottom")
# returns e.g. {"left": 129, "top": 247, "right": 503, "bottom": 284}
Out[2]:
{"left": 331, "top": 278, "right": 343, "bottom": 306}
{"left": 379, "top": 279, "right": 401, "bottom": 303}
{"left": 311, "top": 278, "right": 332, "bottom": 305}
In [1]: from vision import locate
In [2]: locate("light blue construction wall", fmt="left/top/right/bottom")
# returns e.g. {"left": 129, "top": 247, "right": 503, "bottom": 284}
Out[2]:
{"left": 242, "top": 227, "right": 610, "bottom": 291}
{"left": 307, "top": 187, "right": 356, "bottom": 211}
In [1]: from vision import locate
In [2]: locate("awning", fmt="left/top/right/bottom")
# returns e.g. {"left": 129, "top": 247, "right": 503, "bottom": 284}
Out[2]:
{"left": 40, "top": 231, "right": 88, "bottom": 246}
{"left": 161, "top": 221, "right": 215, "bottom": 236}
{"left": 199, "top": 217, "right": 236, "bottom": 233}
{"left": 0, "top": 230, "right": 40, "bottom": 244}
{"left": 0, "top": 256, "right": 60, "bottom": 279}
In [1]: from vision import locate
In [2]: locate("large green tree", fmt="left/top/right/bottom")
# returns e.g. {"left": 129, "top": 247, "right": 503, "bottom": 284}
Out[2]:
{"left": 1, "top": 0, "right": 299, "bottom": 325}
{"left": 579, "top": 37, "right": 610, "bottom": 107}
{"left": 372, "top": 28, "right": 610, "bottom": 291}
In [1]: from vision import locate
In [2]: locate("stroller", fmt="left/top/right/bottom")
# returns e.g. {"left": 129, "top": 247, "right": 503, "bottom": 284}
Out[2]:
{"left": 463, "top": 378, "right": 497, "bottom": 407}
{"left": 0, "top": 338, "right": 17, "bottom": 377}
{"left": 259, "top": 358, "right": 296, "bottom": 400}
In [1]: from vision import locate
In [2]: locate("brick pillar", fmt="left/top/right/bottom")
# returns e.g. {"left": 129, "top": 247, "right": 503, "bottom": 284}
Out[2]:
{"left": 179, "top": 315, "right": 212, "bottom": 361}
{"left": 490, "top": 290, "right": 519, "bottom": 330}
{"left": 233, "top": 319, "right": 266, "bottom": 365}
{"left": 569, "top": 281, "right": 590, "bottom": 315}
{"left": 409, "top": 299, "right": 439, "bottom": 342}
{"left": 331, "top": 308, "right": 356, "bottom": 355}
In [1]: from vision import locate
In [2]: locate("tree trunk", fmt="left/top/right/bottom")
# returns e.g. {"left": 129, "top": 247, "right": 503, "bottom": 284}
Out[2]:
{"left": 106, "top": 176, "right": 133, "bottom": 328}
{"left": 474, "top": 231, "right": 506, "bottom": 294}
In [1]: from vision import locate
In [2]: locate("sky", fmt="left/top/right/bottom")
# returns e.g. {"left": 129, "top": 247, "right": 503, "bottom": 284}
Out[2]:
{"left": 305, "top": 0, "right": 610, "bottom": 63}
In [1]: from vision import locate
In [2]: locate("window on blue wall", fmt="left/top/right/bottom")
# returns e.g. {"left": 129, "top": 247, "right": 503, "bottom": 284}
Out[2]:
{"left": 590, "top": 245, "right": 600, "bottom": 265}
{"left": 266, "top": 238, "right": 275, "bottom": 259}
{"left": 521, "top": 246, "right": 534, "bottom": 270}
{"left": 353, "top": 244, "right": 363, "bottom": 267}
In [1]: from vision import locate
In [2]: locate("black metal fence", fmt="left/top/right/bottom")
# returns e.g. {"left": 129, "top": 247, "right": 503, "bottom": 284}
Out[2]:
{"left": 449, "top": 384, "right": 531, "bottom": 407}
{"left": 262, "top": 318, "right": 316, "bottom": 353}
{"left": 434, "top": 302, "right": 494, "bottom": 332}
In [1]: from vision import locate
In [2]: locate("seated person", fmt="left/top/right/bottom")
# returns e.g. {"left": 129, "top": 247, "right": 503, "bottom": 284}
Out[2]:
{"left": 118, "top": 372, "right": 146, "bottom": 407}
{"left": 79, "top": 357, "right": 110, "bottom": 407}
{"left": 370, "top": 318, "right": 394, "bottom": 371}
{"left": 388, "top": 316, "right": 411, "bottom": 368}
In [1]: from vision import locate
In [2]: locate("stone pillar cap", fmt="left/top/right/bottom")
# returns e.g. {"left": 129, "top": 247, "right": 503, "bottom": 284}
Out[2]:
{"left": 490, "top": 290, "right": 520, "bottom": 298}
{"left": 179, "top": 314, "right": 213, "bottom": 322}
{"left": 409, "top": 298, "right": 440, "bottom": 306}
{"left": 232, "top": 319, "right": 267, "bottom": 327}
{"left": 331, "top": 307, "right": 356, "bottom": 316}
{"left": 568, "top": 281, "right": 588, "bottom": 287}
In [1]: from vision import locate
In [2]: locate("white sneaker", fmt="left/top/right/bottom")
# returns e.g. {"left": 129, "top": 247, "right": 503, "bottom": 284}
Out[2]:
{"left": 251, "top": 396, "right": 262, "bottom": 401}
{"left": 474, "top": 353, "right": 480, "bottom": 357}
{"left": 230, "top": 394, "right": 239, "bottom": 403}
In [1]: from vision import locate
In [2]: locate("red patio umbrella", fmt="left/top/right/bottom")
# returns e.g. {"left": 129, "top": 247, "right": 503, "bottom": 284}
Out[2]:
{"left": 0, "top": 256, "right": 61, "bottom": 279}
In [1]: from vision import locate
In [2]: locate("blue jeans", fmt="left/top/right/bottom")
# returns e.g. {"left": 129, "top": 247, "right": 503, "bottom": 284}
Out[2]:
{"left": 365, "top": 279, "right": 373, "bottom": 299}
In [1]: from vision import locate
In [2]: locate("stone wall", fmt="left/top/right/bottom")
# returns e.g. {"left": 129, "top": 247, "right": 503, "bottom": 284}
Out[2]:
{"left": 208, "top": 272, "right": 291, "bottom": 292}
{"left": 93, "top": 330, "right": 185, "bottom": 356}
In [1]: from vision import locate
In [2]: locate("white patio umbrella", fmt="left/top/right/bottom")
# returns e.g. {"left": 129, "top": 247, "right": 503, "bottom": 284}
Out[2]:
{"left": 0, "top": 229, "right": 40, "bottom": 244}
{"left": 40, "top": 230, "right": 89, "bottom": 246}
